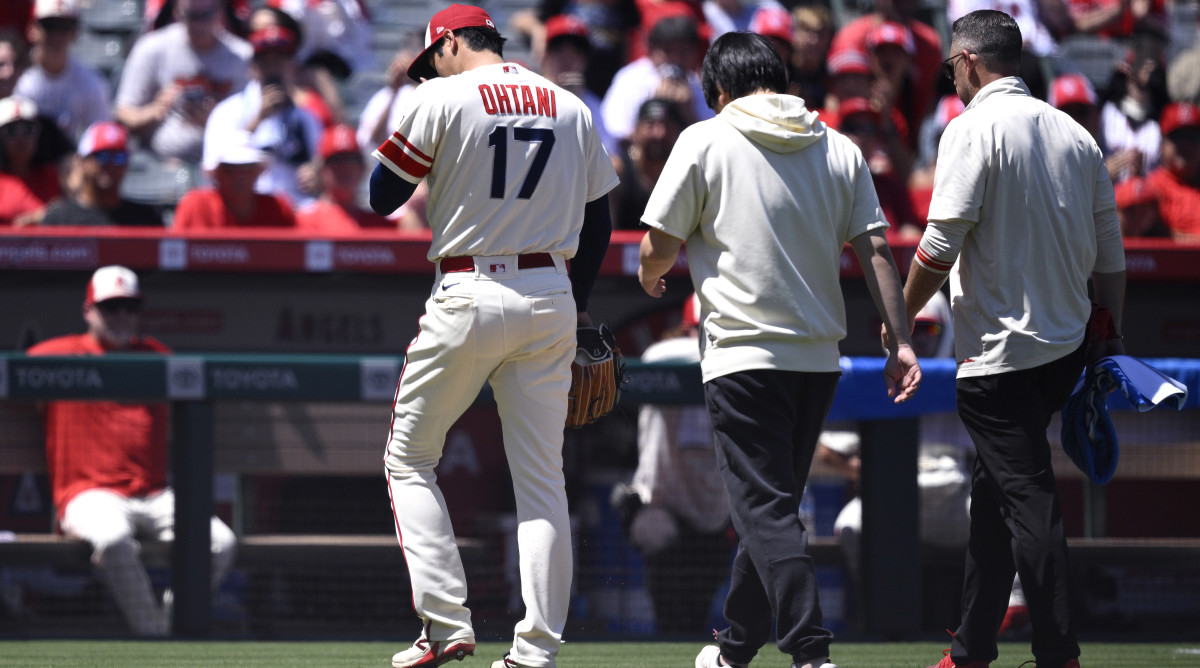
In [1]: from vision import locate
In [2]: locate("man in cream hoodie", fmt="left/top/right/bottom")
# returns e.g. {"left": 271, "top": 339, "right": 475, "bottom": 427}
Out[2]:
{"left": 638, "top": 31, "right": 921, "bottom": 668}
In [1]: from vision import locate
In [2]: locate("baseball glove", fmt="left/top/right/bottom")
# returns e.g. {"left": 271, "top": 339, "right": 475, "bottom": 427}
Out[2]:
{"left": 566, "top": 324, "right": 627, "bottom": 428}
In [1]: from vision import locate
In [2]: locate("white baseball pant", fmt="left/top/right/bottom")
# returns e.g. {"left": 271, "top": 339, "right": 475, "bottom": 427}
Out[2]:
{"left": 386, "top": 255, "right": 575, "bottom": 668}
{"left": 61, "top": 487, "right": 237, "bottom": 636}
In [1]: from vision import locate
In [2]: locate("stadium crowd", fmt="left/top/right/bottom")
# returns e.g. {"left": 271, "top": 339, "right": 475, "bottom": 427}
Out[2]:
{"left": 0, "top": 0, "right": 1198, "bottom": 241}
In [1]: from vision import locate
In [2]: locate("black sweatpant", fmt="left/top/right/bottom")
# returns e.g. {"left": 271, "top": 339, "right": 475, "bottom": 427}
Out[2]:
{"left": 951, "top": 345, "right": 1086, "bottom": 668}
{"left": 704, "top": 369, "right": 841, "bottom": 666}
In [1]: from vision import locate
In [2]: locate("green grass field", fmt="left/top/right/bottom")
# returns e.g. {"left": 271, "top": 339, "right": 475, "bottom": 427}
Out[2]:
{"left": 3, "top": 641, "right": 1200, "bottom": 667}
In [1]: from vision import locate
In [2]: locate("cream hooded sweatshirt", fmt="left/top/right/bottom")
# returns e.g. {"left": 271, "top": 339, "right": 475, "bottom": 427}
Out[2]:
{"left": 642, "top": 93, "right": 889, "bottom": 382}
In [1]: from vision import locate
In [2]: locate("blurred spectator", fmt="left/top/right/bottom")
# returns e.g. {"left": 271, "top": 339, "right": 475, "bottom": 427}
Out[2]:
{"left": 1099, "top": 38, "right": 1168, "bottom": 181}
{"left": 833, "top": 97, "right": 920, "bottom": 240}
{"left": 264, "top": 0, "right": 372, "bottom": 125}
{"left": 246, "top": 5, "right": 334, "bottom": 127}
{"left": 824, "top": 45, "right": 873, "bottom": 111}
{"left": 115, "top": 0, "right": 252, "bottom": 165}
{"left": 610, "top": 98, "right": 685, "bottom": 229}
{"left": 15, "top": 0, "right": 111, "bottom": 142}
{"left": 823, "top": 46, "right": 914, "bottom": 187}
{"left": 1064, "top": 0, "right": 1166, "bottom": 41}
{"left": 202, "top": 24, "right": 322, "bottom": 206}
{"left": 1049, "top": 72, "right": 1102, "bottom": 139}
{"left": 0, "top": 28, "right": 30, "bottom": 98}
{"left": 143, "top": 0, "right": 251, "bottom": 35}
{"left": 540, "top": 14, "right": 618, "bottom": 157}
{"left": 601, "top": 15, "right": 714, "bottom": 146}
{"left": 947, "top": 0, "right": 1068, "bottom": 93}
{"left": 174, "top": 136, "right": 296, "bottom": 229}
{"left": 788, "top": 4, "right": 833, "bottom": 106}
{"left": 704, "top": 0, "right": 784, "bottom": 39}
{"left": 0, "top": 95, "right": 62, "bottom": 203}
{"left": 509, "top": 0, "right": 641, "bottom": 97}
{"left": 830, "top": 0, "right": 942, "bottom": 132}
{"left": 909, "top": 94, "right": 964, "bottom": 225}
{"left": 865, "top": 21, "right": 919, "bottom": 150}
{"left": 0, "top": 96, "right": 44, "bottom": 225}
{"left": 42, "top": 121, "right": 163, "bottom": 227}
{"left": 1144, "top": 102, "right": 1200, "bottom": 241}
{"left": 749, "top": 5, "right": 793, "bottom": 63}
{"left": 357, "top": 32, "right": 423, "bottom": 153}
{"left": 1113, "top": 175, "right": 1168, "bottom": 237}
{"left": 27, "top": 265, "right": 237, "bottom": 637}
{"left": 296, "top": 123, "right": 393, "bottom": 233}
{"left": 610, "top": 293, "right": 732, "bottom": 635}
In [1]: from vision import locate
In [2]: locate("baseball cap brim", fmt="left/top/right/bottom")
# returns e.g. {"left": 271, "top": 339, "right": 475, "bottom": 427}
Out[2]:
{"left": 407, "top": 4, "right": 497, "bottom": 83}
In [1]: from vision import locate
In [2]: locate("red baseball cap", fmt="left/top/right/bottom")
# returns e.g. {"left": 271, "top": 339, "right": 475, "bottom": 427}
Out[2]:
{"left": 77, "top": 121, "right": 127, "bottom": 157}
{"left": 827, "top": 46, "right": 871, "bottom": 76}
{"left": 86, "top": 265, "right": 142, "bottom": 307}
{"left": 837, "top": 97, "right": 881, "bottom": 124}
{"left": 681, "top": 292, "right": 700, "bottom": 329}
{"left": 408, "top": 4, "right": 498, "bottom": 83}
{"left": 866, "top": 21, "right": 914, "bottom": 55}
{"left": 1048, "top": 73, "right": 1097, "bottom": 109}
{"left": 319, "top": 123, "right": 359, "bottom": 160}
{"left": 934, "top": 94, "right": 965, "bottom": 128}
{"left": 250, "top": 26, "right": 298, "bottom": 56}
{"left": 1160, "top": 102, "right": 1200, "bottom": 138}
{"left": 750, "top": 6, "right": 793, "bottom": 43}
{"left": 544, "top": 14, "right": 590, "bottom": 46}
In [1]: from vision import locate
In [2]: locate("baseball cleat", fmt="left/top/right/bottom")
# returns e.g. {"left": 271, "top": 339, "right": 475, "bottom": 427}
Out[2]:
{"left": 392, "top": 637, "right": 475, "bottom": 667}
{"left": 928, "top": 648, "right": 989, "bottom": 668}
{"left": 696, "top": 645, "right": 747, "bottom": 668}
{"left": 790, "top": 660, "right": 837, "bottom": 668}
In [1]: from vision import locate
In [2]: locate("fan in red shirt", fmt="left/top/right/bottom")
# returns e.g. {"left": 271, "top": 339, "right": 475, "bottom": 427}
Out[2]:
{"left": 296, "top": 123, "right": 394, "bottom": 233}
{"left": 172, "top": 136, "right": 297, "bottom": 230}
{"left": 1144, "top": 103, "right": 1200, "bottom": 242}
{"left": 26, "top": 266, "right": 237, "bottom": 636}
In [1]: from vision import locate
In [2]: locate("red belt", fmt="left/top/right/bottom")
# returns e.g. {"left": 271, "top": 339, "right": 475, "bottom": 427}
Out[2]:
{"left": 439, "top": 253, "right": 558, "bottom": 273}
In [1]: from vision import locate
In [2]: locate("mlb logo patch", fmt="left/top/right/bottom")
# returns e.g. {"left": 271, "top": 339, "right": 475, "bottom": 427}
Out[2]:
{"left": 490, "top": 263, "right": 507, "bottom": 273}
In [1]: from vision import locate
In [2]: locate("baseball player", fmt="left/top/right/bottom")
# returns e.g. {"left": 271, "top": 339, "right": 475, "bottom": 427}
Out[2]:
{"left": 367, "top": 5, "right": 618, "bottom": 668}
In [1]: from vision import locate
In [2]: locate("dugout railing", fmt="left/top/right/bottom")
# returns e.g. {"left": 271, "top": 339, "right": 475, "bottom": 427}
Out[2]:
{"left": 1, "top": 354, "right": 1198, "bottom": 640}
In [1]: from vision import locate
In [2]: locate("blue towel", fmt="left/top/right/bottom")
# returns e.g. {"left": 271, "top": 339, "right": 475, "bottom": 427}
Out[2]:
{"left": 1060, "top": 355, "right": 1189, "bottom": 485}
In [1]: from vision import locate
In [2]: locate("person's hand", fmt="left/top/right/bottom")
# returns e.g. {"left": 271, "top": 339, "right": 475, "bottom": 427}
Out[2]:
{"left": 297, "top": 162, "right": 321, "bottom": 197}
{"left": 260, "top": 81, "right": 291, "bottom": 117}
{"left": 152, "top": 85, "right": 181, "bottom": 123}
{"left": 884, "top": 344, "right": 921, "bottom": 403}
{"left": 638, "top": 265, "right": 667, "bottom": 297}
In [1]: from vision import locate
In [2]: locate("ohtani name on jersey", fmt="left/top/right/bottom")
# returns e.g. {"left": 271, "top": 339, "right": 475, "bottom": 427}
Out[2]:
{"left": 478, "top": 84, "right": 557, "bottom": 119}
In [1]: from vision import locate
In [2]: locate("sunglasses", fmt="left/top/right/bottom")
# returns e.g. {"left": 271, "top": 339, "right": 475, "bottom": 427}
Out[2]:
{"left": 941, "top": 52, "right": 966, "bottom": 81}
{"left": 0, "top": 122, "right": 39, "bottom": 138}
{"left": 38, "top": 17, "right": 77, "bottom": 33}
{"left": 90, "top": 150, "right": 129, "bottom": 167}
{"left": 96, "top": 298, "right": 142, "bottom": 315}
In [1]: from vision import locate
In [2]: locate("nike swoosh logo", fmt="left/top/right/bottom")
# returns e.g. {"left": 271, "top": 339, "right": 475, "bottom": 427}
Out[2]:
{"left": 441, "top": 283, "right": 459, "bottom": 291}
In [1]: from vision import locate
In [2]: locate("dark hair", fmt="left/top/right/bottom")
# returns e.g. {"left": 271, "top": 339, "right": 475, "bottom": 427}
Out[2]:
{"left": 700, "top": 32, "right": 788, "bottom": 110}
{"left": 434, "top": 25, "right": 506, "bottom": 59}
{"left": 648, "top": 16, "right": 699, "bottom": 49}
{"left": 253, "top": 6, "right": 304, "bottom": 48}
{"left": 950, "top": 10, "right": 1022, "bottom": 73}
{"left": 637, "top": 97, "right": 686, "bottom": 127}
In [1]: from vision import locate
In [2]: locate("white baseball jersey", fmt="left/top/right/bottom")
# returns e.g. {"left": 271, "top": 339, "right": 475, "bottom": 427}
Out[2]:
{"left": 373, "top": 62, "right": 618, "bottom": 260}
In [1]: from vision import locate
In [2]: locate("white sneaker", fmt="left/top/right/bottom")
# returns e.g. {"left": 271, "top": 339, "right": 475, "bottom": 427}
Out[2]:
{"left": 696, "top": 645, "right": 745, "bottom": 668}
{"left": 391, "top": 636, "right": 475, "bottom": 667}
{"left": 791, "top": 659, "right": 837, "bottom": 668}
{"left": 491, "top": 653, "right": 528, "bottom": 668}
